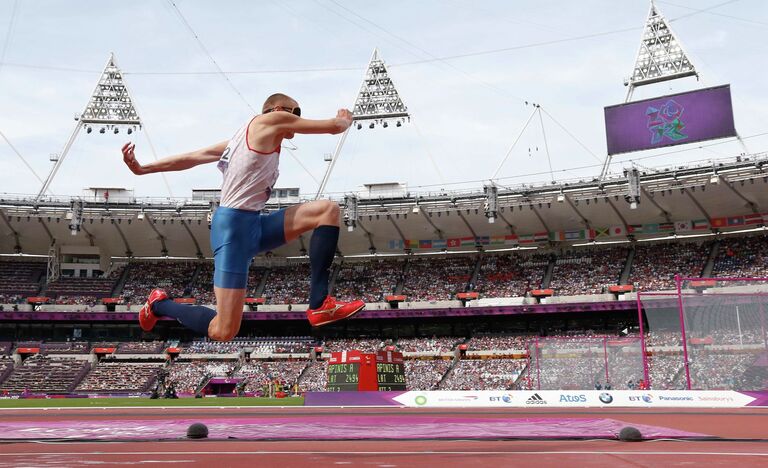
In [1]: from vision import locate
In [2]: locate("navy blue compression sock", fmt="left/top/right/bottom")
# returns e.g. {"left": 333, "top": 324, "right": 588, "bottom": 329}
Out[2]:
{"left": 308, "top": 225, "right": 339, "bottom": 309}
{"left": 153, "top": 300, "right": 217, "bottom": 336}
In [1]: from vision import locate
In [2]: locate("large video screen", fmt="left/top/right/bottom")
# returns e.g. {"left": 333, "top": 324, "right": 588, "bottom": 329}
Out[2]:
{"left": 604, "top": 85, "right": 736, "bottom": 155}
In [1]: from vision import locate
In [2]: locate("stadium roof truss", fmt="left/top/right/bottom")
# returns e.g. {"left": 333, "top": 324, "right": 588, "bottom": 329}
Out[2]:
{"left": 352, "top": 48, "right": 410, "bottom": 124}
{"left": 624, "top": 1, "right": 698, "bottom": 100}
{"left": 2, "top": 154, "right": 766, "bottom": 258}
{"left": 36, "top": 54, "right": 142, "bottom": 201}
{"left": 316, "top": 48, "right": 411, "bottom": 200}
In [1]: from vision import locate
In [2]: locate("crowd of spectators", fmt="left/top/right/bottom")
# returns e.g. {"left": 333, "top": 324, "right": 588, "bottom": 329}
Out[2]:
{"left": 333, "top": 259, "right": 403, "bottom": 303}
{"left": 46, "top": 268, "right": 123, "bottom": 302}
{"left": 549, "top": 247, "right": 628, "bottom": 296}
{"left": 322, "top": 338, "right": 387, "bottom": 353}
{"left": 235, "top": 360, "right": 307, "bottom": 394}
{"left": 396, "top": 336, "right": 460, "bottom": 353}
{"left": 440, "top": 359, "right": 527, "bottom": 390}
{"left": 297, "top": 360, "right": 327, "bottom": 392}
{"left": 77, "top": 362, "right": 162, "bottom": 392}
{"left": 0, "top": 356, "right": 88, "bottom": 393}
{"left": 0, "top": 261, "right": 45, "bottom": 297}
{"left": 712, "top": 235, "right": 768, "bottom": 279}
{"left": 630, "top": 241, "right": 709, "bottom": 291}
{"left": 185, "top": 341, "right": 242, "bottom": 354}
{"left": 647, "top": 353, "right": 686, "bottom": 389}
{"left": 120, "top": 262, "right": 197, "bottom": 303}
{"left": 167, "top": 360, "right": 236, "bottom": 393}
{"left": 41, "top": 342, "right": 90, "bottom": 354}
{"left": 116, "top": 341, "right": 165, "bottom": 354}
{"left": 404, "top": 359, "right": 452, "bottom": 390}
{"left": 468, "top": 335, "right": 528, "bottom": 350}
{"left": 402, "top": 255, "right": 476, "bottom": 301}
{"left": 262, "top": 263, "right": 311, "bottom": 305}
{"left": 474, "top": 253, "right": 547, "bottom": 298}
{"left": 688, "top": 351, "right": 756, "bottom": 390}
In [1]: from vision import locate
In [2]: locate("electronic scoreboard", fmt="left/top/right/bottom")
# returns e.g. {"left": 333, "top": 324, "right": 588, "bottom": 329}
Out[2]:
{"left": 327, "top": 350, "right": 406, "bottom": 391}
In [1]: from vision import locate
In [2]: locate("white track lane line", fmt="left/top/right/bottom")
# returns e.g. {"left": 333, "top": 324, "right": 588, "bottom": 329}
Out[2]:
{"left": 0, "top": 451, "right": 767, "bottom": 457}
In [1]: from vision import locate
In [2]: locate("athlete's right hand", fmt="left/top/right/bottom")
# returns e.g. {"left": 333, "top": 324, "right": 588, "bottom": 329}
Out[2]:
{"left": 121, "top": 142, "right": 146, "bottom": 175}
{"left": 336, "top": 108, "right": 353, "bottom": 128}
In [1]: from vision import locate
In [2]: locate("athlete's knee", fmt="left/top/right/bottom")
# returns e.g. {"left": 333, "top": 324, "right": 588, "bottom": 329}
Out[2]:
{"left": 208, "top": 321, "right": 238, "bottom": 342}
{"left": 317, "top": 199, "right": 339, "bottom": 222}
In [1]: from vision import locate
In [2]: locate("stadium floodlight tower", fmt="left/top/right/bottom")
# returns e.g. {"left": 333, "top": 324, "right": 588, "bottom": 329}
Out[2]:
{"left": 315, "top": 48, "right": 410, "bottom": 199}
{"left": 36, "top": 53, "right": 142, "bottom": 200}
{"left": 600, "top": 1, "right": 698, "bottom": 179}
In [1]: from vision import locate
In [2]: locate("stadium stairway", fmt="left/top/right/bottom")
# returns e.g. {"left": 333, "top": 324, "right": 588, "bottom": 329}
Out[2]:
{"left": 436, "top": 355, "right": 461, "bottom": 390}
{"left": 110, "top": 264, "right": 131, "bottom": 297}
{"left": 295, "top": 361, "right": 314, "bottom": 383}
{"left": 253, "top": 268, "right": 269, "bottom": 297}
{"left": 185, "top": 264, "right": 204, "bottom": 297}
{"left": 328, "top": 261, "right": 342, "bottom": 296}
{"left": 67, "top": 362, "right": 92, "bottom": 393}
{"left": 701, "top": 240, "right": 721, "bottom": 278}
{"left": 0, "top": 361, "right": 13, "bottom": 385}
{"left": 619, "top": 246, "right": 635, "bottom": 285}
{"left": 468, "top": 255, "right": 483, "bottom": 292}
{"left": 541, "top": 254, "right": 557, "bottom": 289}
{"left": 393, "top": 259, "right": 409, "bottom": 296}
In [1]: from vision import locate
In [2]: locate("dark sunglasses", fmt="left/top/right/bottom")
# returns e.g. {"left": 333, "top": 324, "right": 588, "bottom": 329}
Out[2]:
{"left": 263, "top": 106, "right": 301, "bottom": 117}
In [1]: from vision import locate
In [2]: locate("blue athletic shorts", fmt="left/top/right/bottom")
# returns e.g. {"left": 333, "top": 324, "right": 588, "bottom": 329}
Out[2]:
{"left": 210, "top": 206, "right": 287, "bottom": 289}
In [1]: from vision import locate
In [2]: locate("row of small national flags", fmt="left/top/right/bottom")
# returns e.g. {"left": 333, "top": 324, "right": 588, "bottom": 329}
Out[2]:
{"left": 387, "top": 213, "right": 768, "bottom": 250}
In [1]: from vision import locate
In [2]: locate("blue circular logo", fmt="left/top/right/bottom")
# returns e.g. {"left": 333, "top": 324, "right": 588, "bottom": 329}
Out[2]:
{"left": 502, "top": 394, "right": 513, "bottom": 403}
{"left": 599, "top": 393, "right": 613, "bottom": 404}
{"left": 642, "top": 394, "right": 653, "bottom": 403}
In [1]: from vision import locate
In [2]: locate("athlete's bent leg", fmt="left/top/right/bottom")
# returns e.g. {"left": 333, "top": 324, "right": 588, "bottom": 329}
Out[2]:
{"left": 283, "top": 200, "right": 364, "bottom": 326}
{"left": 207, "top": 287, "right": 246, "bottom": 341}
{"left": 284, "top": 200, "right": 340, "bottom": 309}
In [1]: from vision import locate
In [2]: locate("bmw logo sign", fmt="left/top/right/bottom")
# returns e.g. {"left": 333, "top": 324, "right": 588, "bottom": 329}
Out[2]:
{"left": 599, "top": 393, "right": 613, "bottom": 404}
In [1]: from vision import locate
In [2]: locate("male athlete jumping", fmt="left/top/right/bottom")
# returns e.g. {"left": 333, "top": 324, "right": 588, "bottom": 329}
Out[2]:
{"left": 121, "top": 93, "right": 364, "bottom": 341}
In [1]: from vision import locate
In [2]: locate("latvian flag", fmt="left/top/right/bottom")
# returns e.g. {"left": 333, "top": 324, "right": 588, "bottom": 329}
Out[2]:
{"left": 744, "top": 213, "right": 763, "bottom": 225}
{"left": 658, "top": 222, "right": 674, "bottom": 232}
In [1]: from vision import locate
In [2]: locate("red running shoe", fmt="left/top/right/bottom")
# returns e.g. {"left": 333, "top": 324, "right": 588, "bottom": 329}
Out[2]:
{"left": 138, "top": 288, "right": 169, "bottom": 332}
{"left": 306, "top": 296, "right": 365, "bottom": 327}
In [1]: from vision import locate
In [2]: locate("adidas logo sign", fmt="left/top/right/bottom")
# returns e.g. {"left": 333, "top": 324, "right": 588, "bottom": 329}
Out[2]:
{"left": 525, "top": 393, "right": 547, "bottom": 405}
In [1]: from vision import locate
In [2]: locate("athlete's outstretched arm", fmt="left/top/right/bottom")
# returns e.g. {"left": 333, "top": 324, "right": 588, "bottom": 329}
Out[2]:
{"left": 269, "top": 109, "right": 353, "bottom": 135}
{"left": 121, "top": 141, "right": 227, "bottom": 175}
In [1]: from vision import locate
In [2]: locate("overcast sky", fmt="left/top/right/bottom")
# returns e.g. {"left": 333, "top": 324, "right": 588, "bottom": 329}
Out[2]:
{"left": 0, "top": 0, "right": 766, "bottom": 200}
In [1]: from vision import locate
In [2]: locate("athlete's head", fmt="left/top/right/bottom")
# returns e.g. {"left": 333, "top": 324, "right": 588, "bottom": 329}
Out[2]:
{"left": 262, "top": 93, "right": 300, "bottom": 138}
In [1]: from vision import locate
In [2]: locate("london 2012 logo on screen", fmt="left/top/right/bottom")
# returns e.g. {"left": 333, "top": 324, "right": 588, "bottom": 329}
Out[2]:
{"left": 646, "top": 99, "right": 688, "bottom": 145}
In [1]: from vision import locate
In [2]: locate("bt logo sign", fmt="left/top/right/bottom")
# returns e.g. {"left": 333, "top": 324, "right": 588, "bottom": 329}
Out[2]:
{"left": 628, "top": 394, "right": 653, "bottom": 403}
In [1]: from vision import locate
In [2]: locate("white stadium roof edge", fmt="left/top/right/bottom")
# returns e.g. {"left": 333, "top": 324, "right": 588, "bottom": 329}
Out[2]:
{"left": 0, "top": 152, "right": 766, "bottom": 259}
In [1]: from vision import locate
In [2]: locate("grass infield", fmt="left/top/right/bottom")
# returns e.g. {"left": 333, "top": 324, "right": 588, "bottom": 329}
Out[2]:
{"left": 0, "top": 397, "right": 304, "bottom": 408}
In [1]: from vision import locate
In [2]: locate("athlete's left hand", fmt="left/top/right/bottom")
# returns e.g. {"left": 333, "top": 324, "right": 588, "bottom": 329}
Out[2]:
{"left": 121, "top": 142, "right": 146, "bottom": 175}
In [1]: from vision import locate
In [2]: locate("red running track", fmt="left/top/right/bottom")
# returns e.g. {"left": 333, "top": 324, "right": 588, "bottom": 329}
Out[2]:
{"left": 0, "top": 407, "right": 766, "bottom": 467}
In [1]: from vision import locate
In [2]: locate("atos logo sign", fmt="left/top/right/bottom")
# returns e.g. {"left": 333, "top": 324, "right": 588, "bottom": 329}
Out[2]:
{"left": 559, "top": 394, "right": 587, "bottom": 403}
